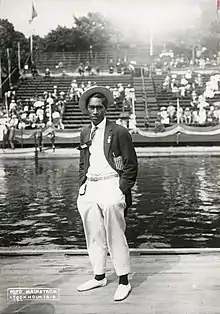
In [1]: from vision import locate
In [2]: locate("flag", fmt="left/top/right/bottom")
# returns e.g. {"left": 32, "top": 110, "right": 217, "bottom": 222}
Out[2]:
{"left": 29, "top": 3, "right": 38, "bottom": 23}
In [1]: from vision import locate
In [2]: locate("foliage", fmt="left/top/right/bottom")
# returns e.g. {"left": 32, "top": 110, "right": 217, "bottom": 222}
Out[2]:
{"left": 41, "top": 12, "right": 116, "bottom": 52}
{"left": 73, "top": 12, "right": 113, "bottom": 51}
{"left": 40, "top": 26, "right": 78, "bottom": 52}
{"left": 0, "top": 19, "right": 29, "bottom": 73}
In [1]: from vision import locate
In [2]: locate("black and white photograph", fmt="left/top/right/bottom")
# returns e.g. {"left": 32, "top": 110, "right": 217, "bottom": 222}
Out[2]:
{"left": 0, "top": 0, "right": 220, "bottom": 313}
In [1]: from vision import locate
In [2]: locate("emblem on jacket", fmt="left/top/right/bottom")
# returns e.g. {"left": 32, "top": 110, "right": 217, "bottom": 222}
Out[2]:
{"left": 113, "top": 153, "right": 124, "bottom": 170}
{"left": 107, "top": 136, "right": 111, "bottom": 144}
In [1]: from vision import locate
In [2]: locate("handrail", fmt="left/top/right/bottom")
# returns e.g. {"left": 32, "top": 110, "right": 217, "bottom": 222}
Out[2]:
{"left": 140, "top": 67, "right": 148, "bottom": 118}
{"left": 0, "top": 67, "right": 17, "bottom": 90}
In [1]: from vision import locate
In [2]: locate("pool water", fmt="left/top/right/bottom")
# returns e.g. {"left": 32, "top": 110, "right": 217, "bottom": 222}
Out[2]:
{"left": 0, "top": 156, "right": 220, "bottom": 249}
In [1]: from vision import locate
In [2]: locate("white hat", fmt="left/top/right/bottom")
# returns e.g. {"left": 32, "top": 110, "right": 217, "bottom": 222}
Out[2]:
{"left": 79, "top": 86, "right": 113, "bottom": 114}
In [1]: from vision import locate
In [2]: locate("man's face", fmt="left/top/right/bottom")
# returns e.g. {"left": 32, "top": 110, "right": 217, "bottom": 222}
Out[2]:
{"left": 87, "top": 97, "right": 106, "bottom": 125}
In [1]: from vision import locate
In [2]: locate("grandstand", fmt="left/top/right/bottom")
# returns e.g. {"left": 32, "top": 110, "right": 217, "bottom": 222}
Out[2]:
{"left": 2, "top": 44, "right": 220, "bottom": 147}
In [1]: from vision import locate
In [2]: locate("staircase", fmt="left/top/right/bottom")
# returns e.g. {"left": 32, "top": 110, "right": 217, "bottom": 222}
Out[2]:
{"left": 144, "top": 77, "right": 159, "bottom": 127}
{"left": 62, "top": 101, "right": 121, "bottom": 129}
{"left": 133, "top": 77, "right": 145, "bottom": 128}
{"left": 62, "top": 75, "right": 133, "bottom": 129}
{"left": 16, "top": 76, "right": 72, "bottom": 99}
{"left": 133, "top": 76, "right": 159, "bottom": 128}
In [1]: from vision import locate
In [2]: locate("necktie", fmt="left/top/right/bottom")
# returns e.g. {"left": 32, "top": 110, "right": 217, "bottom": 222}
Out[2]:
{"left": 90, "top": 126, "right": 98, "bottom": 141}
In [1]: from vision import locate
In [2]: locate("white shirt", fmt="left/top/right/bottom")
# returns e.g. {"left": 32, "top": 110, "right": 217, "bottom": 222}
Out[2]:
{"left": 87, "top": 117, "right": 117, "bottom": 178}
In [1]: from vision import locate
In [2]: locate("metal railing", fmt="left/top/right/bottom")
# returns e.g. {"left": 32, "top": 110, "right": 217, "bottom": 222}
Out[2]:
{"left": 140, "top": 67, "right": 148, "bottom": 119}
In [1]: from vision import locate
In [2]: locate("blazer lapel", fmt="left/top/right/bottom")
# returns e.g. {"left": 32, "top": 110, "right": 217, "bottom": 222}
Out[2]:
{"left": 104, "top": 119, "right": 113, "bottom": 158}
{"left": 84, "top": 125, "right": 92, "bottom": 143}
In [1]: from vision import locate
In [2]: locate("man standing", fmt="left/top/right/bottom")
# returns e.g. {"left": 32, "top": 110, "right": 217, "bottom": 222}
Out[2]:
{"left": 76, "top": 86, "right": 138, "bottom": 301}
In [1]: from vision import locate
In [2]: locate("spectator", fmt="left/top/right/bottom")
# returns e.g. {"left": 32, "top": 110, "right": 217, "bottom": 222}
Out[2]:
{"left": 78, "top": 63, "right": 84, "bottom": 76}
{"left": 154, "top": 117, "right": 165, "bottom": 132}
{"left": 9, "top": 99, "right": 17, "bottom": 113}
{"left": 31, "top": 62, "right": 37, "bottom": 77}
{"left": 84, "top": 61, "right": 92, "bottom": 75}
{"left": 116, "top": 117, "right": 123, "bottom": 126}
{"left": 35, "top": 126, "right": 43, "bottom": 152}
{"left": 167, "top": 103, "right": 176, "bottom": 122}
{"left": 29, "top": 109, "right": 37, "bottom": 126}
{"left": 185, "top": 69, "right": 192, "bottom": 81}
{"left": 58, "top": 61, "right": 63, "bottom": 69}
{"left": 177, "top": 106, "right": 184, "bottom": 123}
{"left": 160, "top": 107, "right": 169, "bottom": 125}
{"left": 71, "top": 80, "right": 78, "bottom": 89}
{"left": 59, "top": 91, "right": 65, "bottom": 100}
{"left": 8, "top": 114, "right": 18, "bottom": 149}
{"left": 108, "top": 59, "right": 114, "bottom": 74}
{"left": 95, "top": 64, "right": 100, "bottom": 75}
{"left": 36, "top": 106, "right": 44, "bottom": 124}
{"left": 183, "top": 108, "right": 191, "bottom": 124}
{"left": 47, "top": 130, "right": 55, "bottom": 152}
{"left": 24, "top": 64, "right": 29, "bottom": 74}
{"left": 2, "top": 114, "right": 10, "bottom": 148}
{"left": 45, "top": 68, "right": 50, "bottom": 78}
{"left": 207, "top": 106, "right": 215, "bottom": 125}
{"left": 116, "top": 58, "right": 122, "bottom": 74}
{"left": 123, "top": 96, "right": 132, "bottom": 112}
{"left": 53, "top": 86, "right": 58, "bottom": 98}
{"left": 198, "top": 105, "right": 207, "bottom": 125}
{"left": 128, "top": 113, "right": 136, "bottom": 129}
{"left": 52, "top": 109, "right": 64, "bottom": 129}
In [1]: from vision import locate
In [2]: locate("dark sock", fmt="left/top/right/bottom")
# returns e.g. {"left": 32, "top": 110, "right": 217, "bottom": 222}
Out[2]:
{"left": 119, "top": 274, "right": 128, "bottom": 285}
{"left": 95, "top": 274, "right": 105, "bottom": 281}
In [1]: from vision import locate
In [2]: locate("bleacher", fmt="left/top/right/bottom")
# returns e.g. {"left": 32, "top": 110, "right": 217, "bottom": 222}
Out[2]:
{"left": 36, "top": 45, "right": 153, "bottom": 74}
{"left": 36, "top": 50, "right": 117, "bottom": 73}
{"left": 62, "top": 75, "right": 133, "bottom": 129}
{"left": 152, "top": 74, "right": 220, "bottom": 112}
{"left": 16, "top": 76, "right": 72, "bottom": 99}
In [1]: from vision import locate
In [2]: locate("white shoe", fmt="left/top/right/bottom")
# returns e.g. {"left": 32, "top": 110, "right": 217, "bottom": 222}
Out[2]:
{"left": 114, "top": 283, "right": 132, "bottom": 301}
{"left": 77, "top": 278, "right": 107, "bottom": 292}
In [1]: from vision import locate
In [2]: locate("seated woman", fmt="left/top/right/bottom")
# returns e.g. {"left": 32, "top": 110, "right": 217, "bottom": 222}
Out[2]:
{"left": 183, "top": 108, "right": 192, "bottom": 124}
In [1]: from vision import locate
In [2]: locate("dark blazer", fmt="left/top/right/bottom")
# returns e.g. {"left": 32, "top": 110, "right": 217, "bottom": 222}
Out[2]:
{"left": 78, "top": 119, "right": 138, "bottom": 212}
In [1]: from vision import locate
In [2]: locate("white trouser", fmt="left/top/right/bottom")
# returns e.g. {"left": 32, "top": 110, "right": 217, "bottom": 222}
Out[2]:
{"left": 77, "top": 177, "right": 130, "bottom": 276}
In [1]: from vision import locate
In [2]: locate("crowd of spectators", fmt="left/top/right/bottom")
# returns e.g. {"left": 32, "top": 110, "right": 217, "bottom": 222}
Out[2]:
{"left": 154, "top": 70, "right": 220, "bottom": 130}
{"left": 152, "top": 48, "right": 220, "bottom": 75}
{"left": 76, "top": 61, "right": 101, "bottom": 76}
{"left": 108, "top": 58, "right": 135, "bottom": 76}
{"left": 0, "top": 85, "right": 67, "bottom": 149}
{"left": 69, "top": 79, "right": 135, "bottom": 114}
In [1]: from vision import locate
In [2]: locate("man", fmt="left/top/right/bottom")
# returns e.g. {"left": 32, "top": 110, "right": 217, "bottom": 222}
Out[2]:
{"left": 76, "top": 86, "right": 138, "bottom": 301}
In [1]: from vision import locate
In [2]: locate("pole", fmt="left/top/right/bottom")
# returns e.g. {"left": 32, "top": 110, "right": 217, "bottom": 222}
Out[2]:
{"left": 49, "top": 102, "right": 52, "bottom": 124}
{"left": 34, "top": 131, "right": 39, "bottom": 163}
{"left": 20, "top": 126, "right": 23, "bottom": 148}
{"left": 177, "top": 97, "right": 180, "bottom": 124}
{"left": 17, "top": 42, "right": 21, "bottom": 71}
{"left": 90, "top": 45, "right": 93, "bottom": 63}
{"left": 5, "top": 93, "right": 9, "bottom": 118}
{"left": 30, "top": 34, "right": 33, "bottom": 64}
{"left": 149, "top": 27, "right": 153, "bottom": 57}
{"left": 0, "top": 55, "right": 2, "bottom": 99}
{"left": 6, "top": 48, "right": 11, "bottom": 86}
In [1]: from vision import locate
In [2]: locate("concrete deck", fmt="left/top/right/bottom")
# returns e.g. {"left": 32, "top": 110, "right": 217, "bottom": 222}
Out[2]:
{"left": 1, "top": 146, "right": 220, "bottom": 159}
{"left": 0, "top": 251, "right": 220, "bottom": 314}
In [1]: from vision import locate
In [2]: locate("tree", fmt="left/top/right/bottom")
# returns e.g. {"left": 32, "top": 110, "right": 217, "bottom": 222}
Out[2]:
{"left": 42, "top": 26, "right": 78, "bottom": 52}
{"left": 0, "top": 19, "right": 29, "bottom": 72}
{"left": 40, "top": 12, "right": 117, "bottom": 53}
{"left": 73, "top": 12, "right": 114, "bottom": 51}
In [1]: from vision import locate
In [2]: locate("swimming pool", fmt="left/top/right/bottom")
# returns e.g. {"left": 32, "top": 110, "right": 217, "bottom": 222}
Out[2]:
{"left": 0, "top": 156, "right": 219, "bottom": 249}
